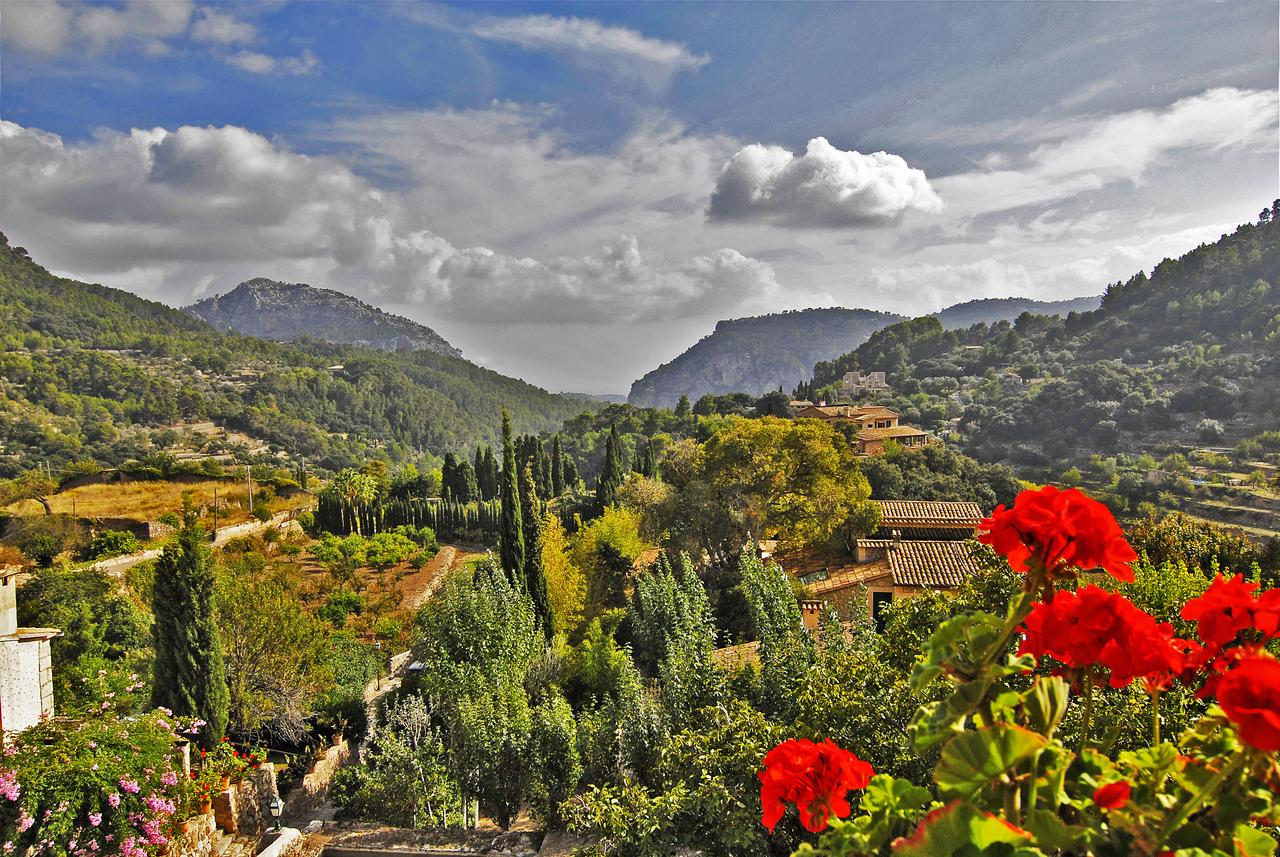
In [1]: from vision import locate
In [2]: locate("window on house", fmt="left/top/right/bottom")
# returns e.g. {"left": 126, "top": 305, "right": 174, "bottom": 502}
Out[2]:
{"left": 871, "top": 591, "right": 893, "bottom": 633}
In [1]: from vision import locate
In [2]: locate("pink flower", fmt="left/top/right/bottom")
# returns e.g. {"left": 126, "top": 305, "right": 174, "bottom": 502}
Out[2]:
{"left": 0, "top": 770, "right": 20, "bottom": 801}
{"left": 89, "top": 812, "right": 102, "bottom": 827}
{"left": 118, "top": 778, "right": 140, "bottom": 794}
{"left": 18, "top": 810, "right": 34, "bottom": 832}
{"left": 161, "top": 771, "right": 178, "bottom": 787}
{"left": 108, "top": 793, "right": 122, "bottom": 808}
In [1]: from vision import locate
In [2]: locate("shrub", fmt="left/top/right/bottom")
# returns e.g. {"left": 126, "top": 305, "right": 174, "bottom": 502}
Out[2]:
{"left": 85, "top": 529, "right": 141, "bottom": 560}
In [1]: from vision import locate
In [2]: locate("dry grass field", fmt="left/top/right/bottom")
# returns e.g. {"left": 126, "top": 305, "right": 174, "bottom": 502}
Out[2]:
{"left": 4, "top": 478, "right": 310, "bottom": 525}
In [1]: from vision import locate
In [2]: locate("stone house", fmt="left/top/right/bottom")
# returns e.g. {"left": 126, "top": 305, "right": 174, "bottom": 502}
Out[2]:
{"left": 778, "top": 500, "right": 984, "bottom": 629}
{"left": 0, "top": 565, "right": 59, "bottom": 738}
{"left": 793, "top": 404, "right": 932, "bottom": 455}
{"left": 841, "top": 370, "right": 891, "bottom": 395}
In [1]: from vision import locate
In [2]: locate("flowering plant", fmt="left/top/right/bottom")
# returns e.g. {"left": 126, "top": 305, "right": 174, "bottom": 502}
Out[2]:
{"left": 763, "top": 487, "right": 1280, "bottom": 855}
{"left": 0, "top": 708, "right": 199, "bottom": 857}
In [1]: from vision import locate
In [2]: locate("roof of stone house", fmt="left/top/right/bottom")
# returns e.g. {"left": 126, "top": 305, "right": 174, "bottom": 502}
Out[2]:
{"left": 874, "top": 499, "right": 984, "bottom": 528}
{"left": 856, "top": 426, "right": 930, "bottom": 440}
{"left": 796, "top": 404, "right": 900, "bottom": 420}
{"left": 804, "top": 559, "right": 893, "bottom": 596}
{"left": 887, "top": 540, "right": 980, "bottom": 588}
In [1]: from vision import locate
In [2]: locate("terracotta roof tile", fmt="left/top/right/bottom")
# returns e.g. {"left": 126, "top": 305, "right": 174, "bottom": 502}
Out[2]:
{"left": 888, "top": 540, "right": 980, "bottom": 587}
{"left": 874, "top": 499, "right": 983, "bottom": 528}
{"left": 856, "top": 426, "right": 930, "bottom": 440}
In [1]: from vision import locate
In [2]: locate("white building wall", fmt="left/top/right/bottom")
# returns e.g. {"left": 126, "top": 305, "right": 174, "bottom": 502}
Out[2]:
{"left": 0, "top": 638, "right": 48, "bottom": 734}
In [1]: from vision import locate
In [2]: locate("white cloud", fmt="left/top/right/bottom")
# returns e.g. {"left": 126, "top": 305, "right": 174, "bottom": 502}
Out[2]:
{"left": 707, "top": 136, "right": 944, "bottom": 228}
{"left": 0, "top": 1, "right": 75, "bottom": 54}
{"left": 471, "top": 14, "right": 708, "bottom": 92}
{"left": 190, "top": 7, "right": 256, "bottom": 45}
{"left": 226, "top": 48, "right": 318, "bottom": 75}
{"left": 0, "top": 120, "right": 775, "bottom": 327}
{"left": 0, "top": 0, "right": 195, "bottom": 55}
{"left": 936, "top": 87, "right": 1278, "bottom": 220}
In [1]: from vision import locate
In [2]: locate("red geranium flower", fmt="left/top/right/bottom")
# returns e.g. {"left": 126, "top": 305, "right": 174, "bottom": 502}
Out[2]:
{"left": 979, "top": 486, "right": 1136, "bottom": 582}
{"left": 1092, "top": 780, "right": 1130, "bottom": 809}
{"left": 1181, "top": 574, "right": 1280, "bottom": 648}
{"left": 1021, "top": 586, "right": 1189, "bottom": 688}
{"left": 759, "top": 738, "right": 874, "bottom": 833}
{"left": 1215, "top": 654, "right": 1280, "bottom": 752}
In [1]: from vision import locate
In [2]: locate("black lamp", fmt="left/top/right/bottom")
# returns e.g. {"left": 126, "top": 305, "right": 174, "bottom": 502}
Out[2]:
{"left": 269, "top": 796, "right": 283, "bottom": 831}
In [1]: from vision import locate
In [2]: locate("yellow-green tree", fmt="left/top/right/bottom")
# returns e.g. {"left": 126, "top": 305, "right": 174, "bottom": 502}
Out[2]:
{"left": 697, "top": 416, "right": 879, "bottom": 555}
{"left": 540, "top": 513, "right": 585, "bottom": 636}
{"left": 570, "top": 506, "right": 648, "bottom": 615}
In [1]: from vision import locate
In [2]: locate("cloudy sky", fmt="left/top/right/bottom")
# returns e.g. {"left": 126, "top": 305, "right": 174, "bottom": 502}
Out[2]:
{"left": 1, "top": 2, "right": 1276, "bottom": 393}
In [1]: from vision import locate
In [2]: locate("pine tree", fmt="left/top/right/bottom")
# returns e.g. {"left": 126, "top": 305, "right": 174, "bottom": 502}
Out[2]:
{"left": 550, "top": 436, "right": 564, "bottom": 497}
{"left": 499, "top": 409, "right": 525, "bottom": 586}
{"left": 563, "top": 456, "right": 579, "bottom": 492}
{"left": 152, "top": 510, "right": 228, "bottom": 747}
{"left": 473, "top": 446, "right": 487, "bottom": 497}
{"left": 675, "top": 394, "right": 691, "bottom": 419}
{"left": 521, "top": 463, "right": 553, "bottom": 638}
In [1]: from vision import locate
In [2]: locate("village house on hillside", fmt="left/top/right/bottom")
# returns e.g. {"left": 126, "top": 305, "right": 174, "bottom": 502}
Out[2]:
{"left": 792, "top": 403, "right": 932, "bottom": 455}
{"left": 840, "top": 370, "right": 890, "bottom": 396}
{"left": 0, "top": 565, "right": 59, "bottom": 738}
{"left": 775, "top": 499, "right": 984, "bottom": 630}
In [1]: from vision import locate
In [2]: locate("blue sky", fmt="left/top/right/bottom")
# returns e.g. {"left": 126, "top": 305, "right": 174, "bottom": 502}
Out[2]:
{"left": 2, "top": 1, "right": 1277, "bottom": 392}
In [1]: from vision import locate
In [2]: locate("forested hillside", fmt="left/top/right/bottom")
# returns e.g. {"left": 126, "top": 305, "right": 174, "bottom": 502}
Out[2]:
{"left": 810, "top": 206, "right": 1280, "bottom": 520}
{"left": 0, "top": 235, "right": 588, "bottom": 476}
{"left": 628, "top": 308, "right": 904, "bottom": 407}
{"left": 933, "top": 295, "right": 1102, "bottom": 329}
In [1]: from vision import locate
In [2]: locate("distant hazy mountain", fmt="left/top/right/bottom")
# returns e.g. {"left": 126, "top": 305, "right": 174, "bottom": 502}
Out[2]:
{"left": 933, "top": 296, "right": 1102, "bottom": 329}
{"left": 627, "top": 308, "right": 905, "bottom": 408}
{"left": 186, "top": 278, "right": 461, "bottom": 358}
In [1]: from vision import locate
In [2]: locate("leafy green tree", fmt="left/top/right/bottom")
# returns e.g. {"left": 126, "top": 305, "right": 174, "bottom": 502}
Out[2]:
{"left": 499, "top": 409, "right": 526, "bottom": 587}
{"left": 530, "top": 691, "right": 582, "bottom": 827}
{"left": 674, "top": 394, "right": 691, "bottom": 419}
{"left": 215, "top": 556, "right": 332, "bottom": 741}
{"left": 151, "top": 511, "right": 228, "bottom": 746}
{"left": 323, "top": 468, "right": 379, "bottom": 536}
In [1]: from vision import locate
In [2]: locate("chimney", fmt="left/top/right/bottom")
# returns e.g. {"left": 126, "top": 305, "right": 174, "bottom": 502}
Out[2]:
{"left": 0, "top": 567, "right": 18, "bottom": 637}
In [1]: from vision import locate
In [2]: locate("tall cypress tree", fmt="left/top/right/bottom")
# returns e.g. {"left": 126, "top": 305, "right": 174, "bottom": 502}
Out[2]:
{"left": 550, "top": 436, "right": 564, "bottom": 497}
{"left": 442, "top": 451, "right": 458, "bottom": 500}
{"left": 473, "top": 446, "right": 487, "bottom": 498}
{"left": 152, "top": 510, "right": 228, "bottom": 747}
{"left": 520, "top": 463, "right": 553, "bottom": 638}
{"left": 595, "top": 424, "right": 626, "bottom": 512}
{"left": 499, "top": 409, "right": 525, "bottom": 586}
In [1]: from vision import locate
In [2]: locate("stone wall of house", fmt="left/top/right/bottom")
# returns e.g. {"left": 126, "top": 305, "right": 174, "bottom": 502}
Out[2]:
{"left": 283, "top": 739, "right": 352, "bottom": 822}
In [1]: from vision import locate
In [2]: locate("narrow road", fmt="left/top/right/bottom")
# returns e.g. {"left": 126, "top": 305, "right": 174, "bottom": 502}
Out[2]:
{"left": 89, "top": 510, "right": 305, "bottom": 576}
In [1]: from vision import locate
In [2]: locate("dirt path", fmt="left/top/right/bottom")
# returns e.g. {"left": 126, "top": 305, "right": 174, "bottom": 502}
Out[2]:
{"left": 89, "top": 511, "right": 305, "bottom": 577}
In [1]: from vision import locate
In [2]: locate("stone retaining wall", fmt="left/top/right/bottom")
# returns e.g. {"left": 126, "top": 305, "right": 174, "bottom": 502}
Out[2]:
{"left": 284, "top": 739, "right": 352, "bottom": 821}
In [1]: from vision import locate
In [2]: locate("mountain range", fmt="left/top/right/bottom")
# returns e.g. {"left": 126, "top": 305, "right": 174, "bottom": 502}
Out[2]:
{"left": 0, "top": 234, "right": 584, "bottom": 475}
{"left": 186, "top": 278, "right": 460, "bottom": 358}
{"left": 626, "top": 296, "right": 1103, "bottom": 407}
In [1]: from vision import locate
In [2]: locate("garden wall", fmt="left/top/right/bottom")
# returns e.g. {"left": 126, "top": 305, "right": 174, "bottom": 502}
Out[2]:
{"left": 283, "top": 739, "right": 352, "bottom": 822}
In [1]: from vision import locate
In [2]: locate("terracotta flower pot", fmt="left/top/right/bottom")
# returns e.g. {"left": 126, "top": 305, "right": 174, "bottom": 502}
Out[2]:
{"left": 219, "top": 775, "right": 231, "bottom": 791}
{"left": 199, "top": 797, "right": 212, "bottom": 813}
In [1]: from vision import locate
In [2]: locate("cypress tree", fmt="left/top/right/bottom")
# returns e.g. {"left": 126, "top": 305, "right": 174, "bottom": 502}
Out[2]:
{"left": 564, "top": 455, "right": 579, "bottom": 491}
{"left": 499, "top": 409, "right": 525, "bottom": 586}
{"left": 550, "top": 436, "right": 564, "bottom": 497}
{"left": 675, "top": 394, "right": 691, "bottom": 419}
{"left": 473, "top": 446, "right": 486, "bottom": 498}
{"left": 152, "top": 510, "right": 228, "bottom": 747}
{"left": 442, "top": 451, "right": 458, "bottom": 501}
{"left": 520, "top": 463, "right": 553, "bottom": 638}
{"left": 595, "top": 424, "right": 625, "bottom": 512}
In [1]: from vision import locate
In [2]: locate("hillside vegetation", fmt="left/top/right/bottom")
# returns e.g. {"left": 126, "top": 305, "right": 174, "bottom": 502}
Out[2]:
{"left": 811, "top": 206, "right": 1280, "bottom": 526}
{"left": 0, "top": 234, "right": 588, "bottom": 476}
{"left": 628, "top": 308, "right": 905, "bottom": 407}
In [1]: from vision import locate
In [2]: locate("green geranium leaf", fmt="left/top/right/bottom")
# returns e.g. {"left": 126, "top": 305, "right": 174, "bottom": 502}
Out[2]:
{"left": 893, "top": 799, "right": 1036, "bottom": 856}
{"left": 936, "top": 725, "right": 1048, "bottom": 800}
{"left": 1233, "top": 825, "right": 1278, "bottom": 857}
{"left": 1024, "top": 676, "right": 1069, "bottom": 738}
